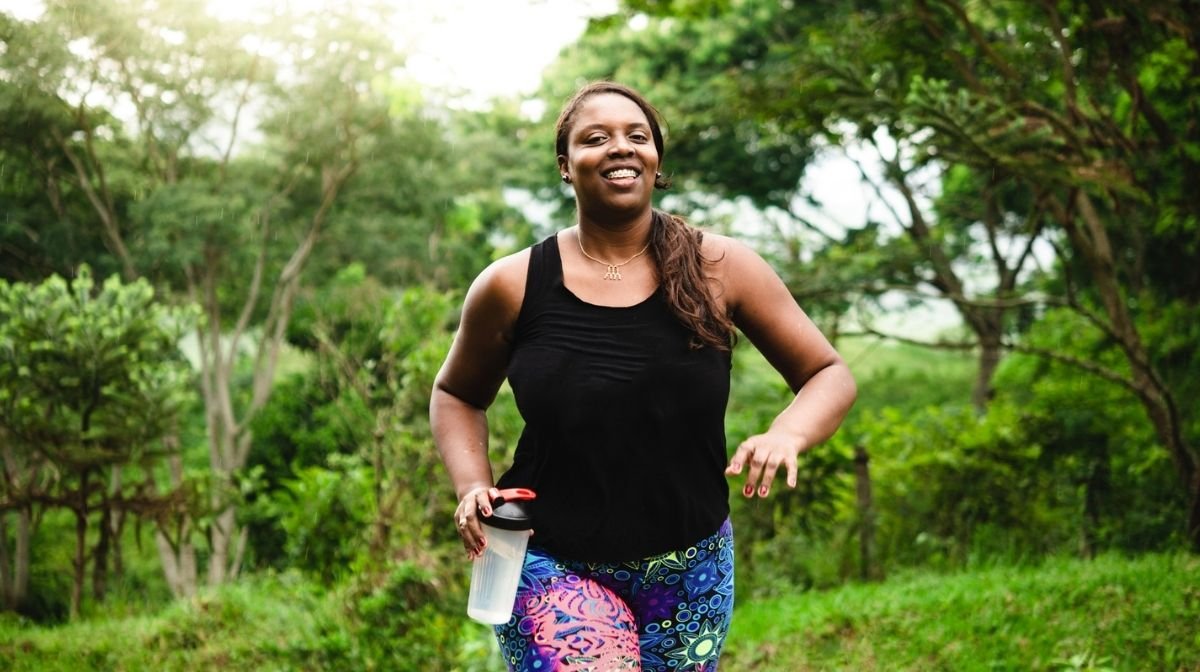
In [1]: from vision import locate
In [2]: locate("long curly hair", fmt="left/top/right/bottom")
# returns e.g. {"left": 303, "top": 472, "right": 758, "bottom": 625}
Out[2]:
{"left": 554, "top": 81, "right": 735, "bottom": 351}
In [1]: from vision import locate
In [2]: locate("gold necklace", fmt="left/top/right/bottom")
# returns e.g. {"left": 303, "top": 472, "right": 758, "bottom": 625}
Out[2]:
{"left": 577, "top": 233, "right": 651, "bottom": 281}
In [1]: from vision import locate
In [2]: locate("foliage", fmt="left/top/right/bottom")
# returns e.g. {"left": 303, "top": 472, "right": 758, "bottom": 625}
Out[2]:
{"left": 0, "top": 267, "right": 192, "bottom": 467}
{"left": 2, "top": 0, "right": 1199, "bottom": 661}
{"left": 723, "top": 552, "right": 1200, "bottom": 671}
{"left": 1, "top": 553, "right": 1193, "bottom": 671}
{"left": 571, "top": 0, "right": 1200, "bottom": 544}
{"left": 0, "top": 564, "right": 495, "bottom": 671}
{"left": 0, "top": 267, "right": 193, "bottom": 617}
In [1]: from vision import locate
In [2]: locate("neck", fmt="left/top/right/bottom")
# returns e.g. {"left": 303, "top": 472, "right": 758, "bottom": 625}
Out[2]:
{"left": 576, "top": 209, "right": 655, "bottom": 256}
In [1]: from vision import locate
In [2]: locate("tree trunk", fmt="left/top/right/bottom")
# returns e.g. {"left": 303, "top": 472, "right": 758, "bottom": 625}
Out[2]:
{"left": 70, "top": 471, "right": 90, "bottom": 620}
{"left": 1061, "top": 192, "right": 1199, "bottom": 550}
{"left": 198, "top": 175, "right": 346, "bottom": 585}
{"left": 854, "top": 446, "right": 880, "bottom": 581}
{"left": 207, "top": 506, "right": 237, "bottom": 585}
{"left": 154, "top": 447, "right": 197, "bottom": 597}
{"left": 155, "top": 528, "right": 197, "bottom": 598}
{"left": 0, "top": 513, "right": 10, "bottom": 609}
{"left": 13, "top": 507, "right": 29, "bottom": 609}
{"left": 884, "top": 154, "right": 1014, "bottom": 414}
{"left": 1079, "top": 448, "right": 1110, "bottom": 560}
{"left": 92, "top": 502, "right": 110, "bottom": 601}
{"left": 972, "top": 333, "right": 1003, "bottom": 412}
{"left": 110, "top": 465, "right": 125, "bottom": 579}
{"left": 1189, "top": 471, "right": 1200, "bottom": 553}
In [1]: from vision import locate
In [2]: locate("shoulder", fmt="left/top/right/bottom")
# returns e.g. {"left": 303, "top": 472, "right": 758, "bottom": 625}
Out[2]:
{"left": 698, "top": 231, "right": 759, "bottom": 267}
{"left": 697, "top": 232, "right": 778, "bottom": 312}
{"left": 462, "top": 246, "right": 532, "bottom": 334}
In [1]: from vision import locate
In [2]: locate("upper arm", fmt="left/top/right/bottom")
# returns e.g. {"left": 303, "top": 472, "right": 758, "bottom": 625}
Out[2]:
{"left": 433, "top": 250, "right": 529, "bottom": 409}
{"left": 716, "top": 236, "right": 844, "bottom": 392}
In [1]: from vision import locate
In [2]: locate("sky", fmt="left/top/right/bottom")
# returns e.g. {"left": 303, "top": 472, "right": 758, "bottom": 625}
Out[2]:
{"left": 389, "top": 0, "right": 618, "bottom": 105}
{"left": 1, "top": 0, "right": 616, "bottom": 105}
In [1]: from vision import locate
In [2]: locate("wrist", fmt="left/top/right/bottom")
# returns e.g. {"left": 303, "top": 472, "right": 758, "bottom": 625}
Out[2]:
{"left": 457, "top": 484, "right": 494, "bottom": 502}
{"left": 768, "top": 424, "right": 811, "bottom": 453}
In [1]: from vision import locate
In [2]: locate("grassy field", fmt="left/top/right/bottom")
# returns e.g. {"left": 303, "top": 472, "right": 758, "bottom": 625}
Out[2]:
{"left": 722, "top": 553, "right": 1200, "bottom": 671}
{"left": 2, "top": 552, "right": 1196, "bottom": 671}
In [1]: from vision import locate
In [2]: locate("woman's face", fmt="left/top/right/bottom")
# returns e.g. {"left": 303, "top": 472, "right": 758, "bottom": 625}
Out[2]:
{"left": 558, "top": 93, "right": 660, "bottom": 221}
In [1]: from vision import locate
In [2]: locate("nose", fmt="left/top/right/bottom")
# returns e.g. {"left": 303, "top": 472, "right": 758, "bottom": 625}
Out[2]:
{"left": 608, "top": 134, "right": 634, "bottom": 156}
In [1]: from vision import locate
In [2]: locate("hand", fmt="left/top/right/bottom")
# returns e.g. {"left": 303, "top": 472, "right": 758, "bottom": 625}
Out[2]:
{"left": 455, "top": 486, "right": 499, "bottom": 560}
{"left": 724, "top": 430, "right": 808, "bottom": 498}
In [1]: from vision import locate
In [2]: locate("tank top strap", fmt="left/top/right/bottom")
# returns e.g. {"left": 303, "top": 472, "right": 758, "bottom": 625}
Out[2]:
{"left": 522, "top": 233, "right": 563, "bottom": 305}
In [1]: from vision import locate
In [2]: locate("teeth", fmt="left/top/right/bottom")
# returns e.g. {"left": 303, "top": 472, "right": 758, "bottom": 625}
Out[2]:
{"left": 605, "top": 169, "right": 638, "bottom": 179}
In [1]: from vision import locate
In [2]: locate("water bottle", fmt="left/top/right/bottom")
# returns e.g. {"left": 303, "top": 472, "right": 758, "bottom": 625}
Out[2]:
{"left": 467, "top": 488, "right": 536, "bottom": 625}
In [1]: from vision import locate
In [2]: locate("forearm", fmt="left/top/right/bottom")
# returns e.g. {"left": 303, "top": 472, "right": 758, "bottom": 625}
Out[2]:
{"left": 430, "top": 386, "right": 494, "bottom": 498}
{"left": 769, "top": 361, "right": 857, "bottom": 449}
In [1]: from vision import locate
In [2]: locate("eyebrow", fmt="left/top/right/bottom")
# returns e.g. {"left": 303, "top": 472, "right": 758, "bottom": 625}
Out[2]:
{"left": 575, "top": 122, "right": 651, "bottom": 134}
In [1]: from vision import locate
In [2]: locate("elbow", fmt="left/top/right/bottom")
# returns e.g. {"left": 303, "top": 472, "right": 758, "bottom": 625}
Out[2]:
{"left": 431, "top": 377, "right": 490, "bottom": 414}
{"left": 842, "top": 365, "right": 859, "bottom": 411}
{"left": 811, "top": 357, "right": 856, "bottom": 414}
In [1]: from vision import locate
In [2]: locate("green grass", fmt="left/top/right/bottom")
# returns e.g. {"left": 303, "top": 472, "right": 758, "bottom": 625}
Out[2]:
{"left": 0, "top": 572, "right": 350, "bottom": 672}
{"left": 2, "top": 553, "right": 1196, "bottom": 671}
{"left": 722, "top": 553, "right": 1200, "bottom": 671}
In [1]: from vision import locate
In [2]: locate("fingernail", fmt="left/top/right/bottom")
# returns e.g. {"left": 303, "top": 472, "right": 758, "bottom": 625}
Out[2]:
{"left": 759, "top": 485, "right": 769, "bottom": 497}
{"left": 483, "top": 507, "right": 492, "bottom": 516}
{"left": 730, "top": 462, "right": 740, "bottom": 471}
{"left": 743, "top": 485, "right": 753, "bottom": 497}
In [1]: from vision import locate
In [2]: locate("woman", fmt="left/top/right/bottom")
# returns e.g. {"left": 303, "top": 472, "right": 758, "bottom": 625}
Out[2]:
{"left": 431, "top": 82, "right": 856, "bottom": 671}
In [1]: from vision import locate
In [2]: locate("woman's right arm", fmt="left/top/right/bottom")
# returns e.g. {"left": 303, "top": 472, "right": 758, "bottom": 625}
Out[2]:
{"left": 430, "top": 250, "right": 528, "bottom": 559}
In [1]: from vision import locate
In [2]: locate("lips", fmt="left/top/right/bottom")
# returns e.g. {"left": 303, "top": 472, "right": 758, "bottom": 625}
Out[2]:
{"left": 603, "top": 168, "right": 639, "bottom": 179}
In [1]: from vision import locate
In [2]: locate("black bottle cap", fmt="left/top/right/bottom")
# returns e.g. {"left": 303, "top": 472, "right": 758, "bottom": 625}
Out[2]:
{"left": 482, "top": 488, "right": 536, "bottom": 531}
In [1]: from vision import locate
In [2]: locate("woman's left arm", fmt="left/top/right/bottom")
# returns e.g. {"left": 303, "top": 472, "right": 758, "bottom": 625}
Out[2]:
{"left": 717, "top": 236, "right": 858, "bottom": 498}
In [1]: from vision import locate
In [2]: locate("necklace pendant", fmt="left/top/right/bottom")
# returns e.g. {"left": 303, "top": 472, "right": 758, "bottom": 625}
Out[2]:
{"left": 604, "top": 265, "right": 622, "bottom": 281}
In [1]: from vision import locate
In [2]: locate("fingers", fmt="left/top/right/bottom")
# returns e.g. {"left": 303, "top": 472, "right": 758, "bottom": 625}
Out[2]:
{"left": 744, "top": 444, "right": 778, "bottom": 497}
{"left": 727, "top": 435, "right": 801, "bottom": 498}
{"left": 724, "top": 441, "right": 749, "bottom": 476}
{"left": 455, "top": 486, "right": 497, "bottom": 560}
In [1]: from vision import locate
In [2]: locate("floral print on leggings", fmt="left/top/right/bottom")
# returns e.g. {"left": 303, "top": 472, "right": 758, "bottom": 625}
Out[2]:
{"left": 496, "top": 519, "right": 735, "bottom": 671}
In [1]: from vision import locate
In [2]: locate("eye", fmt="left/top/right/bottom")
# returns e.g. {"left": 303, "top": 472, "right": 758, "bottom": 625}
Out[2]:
{"left": 584, "top": 133, "right": 607, "bottom": 144}
{"left": 630, "top": 131, "right": 649, "bottom": 142}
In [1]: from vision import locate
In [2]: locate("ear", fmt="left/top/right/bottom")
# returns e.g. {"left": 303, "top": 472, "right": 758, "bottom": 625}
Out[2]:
{"left": 557, "top": 155, "right": 569, "bottom": 177}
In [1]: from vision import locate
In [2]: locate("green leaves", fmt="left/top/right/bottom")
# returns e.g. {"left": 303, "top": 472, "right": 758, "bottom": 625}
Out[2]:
{"left": 0, "top": 267, "right": 193, "bottom": 469}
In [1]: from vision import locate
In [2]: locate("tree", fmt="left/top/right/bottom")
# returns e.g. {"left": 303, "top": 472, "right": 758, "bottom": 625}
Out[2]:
{"left": 0, "top": 11, "right": 129, "bottom": 282}
{"left": 0, "top": 267, "right": 191, "bottom": 618}
{"left": 2, "top": 0, "right": 464, "bottom": 591}
{"left": 584, "top": 0, "right": 1200, "bottom": 547}
{"left": 872, "top": 0, "right": 1200, "bottom": 548}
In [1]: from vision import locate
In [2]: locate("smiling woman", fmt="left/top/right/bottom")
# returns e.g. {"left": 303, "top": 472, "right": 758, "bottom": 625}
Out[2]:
{"left": 430, "top": 80, "right": 858, "bottom": 671}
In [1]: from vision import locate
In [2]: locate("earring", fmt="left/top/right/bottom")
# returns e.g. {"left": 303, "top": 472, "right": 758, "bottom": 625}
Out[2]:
{"left": 655, "top": 171, "right": 662, "bottom": 179}
{"left": 561, "top": 174, "right": 571, "bottom": 184}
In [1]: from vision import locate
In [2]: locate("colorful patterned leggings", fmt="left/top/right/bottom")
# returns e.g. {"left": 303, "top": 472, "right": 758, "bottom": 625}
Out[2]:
{"left": 495, "top": 519, "right": 735, "bottom": 671}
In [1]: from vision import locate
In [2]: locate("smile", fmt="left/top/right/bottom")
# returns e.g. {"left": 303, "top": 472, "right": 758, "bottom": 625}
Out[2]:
{"left": 603, "top": 168, "right": 639, "bottom": 179}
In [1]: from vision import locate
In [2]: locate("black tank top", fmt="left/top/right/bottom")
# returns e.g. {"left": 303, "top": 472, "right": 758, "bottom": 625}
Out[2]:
{"left": 497, "top": 233, "right": 732, "bottom": 562}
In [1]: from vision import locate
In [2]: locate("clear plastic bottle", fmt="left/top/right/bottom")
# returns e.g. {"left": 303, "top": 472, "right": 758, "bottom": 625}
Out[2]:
{"left": 467, "top": 488, "right": 535, "bottom": 625}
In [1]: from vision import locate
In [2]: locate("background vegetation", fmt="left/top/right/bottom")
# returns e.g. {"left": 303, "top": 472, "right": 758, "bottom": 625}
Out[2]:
{"left": 1, "top": 0, "right": 1197, "bottom": 669}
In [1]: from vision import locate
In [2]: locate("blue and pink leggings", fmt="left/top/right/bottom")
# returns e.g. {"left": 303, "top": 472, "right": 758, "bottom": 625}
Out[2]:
{"left": 495, "top": 519, "right": 735, "bottom": 671}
